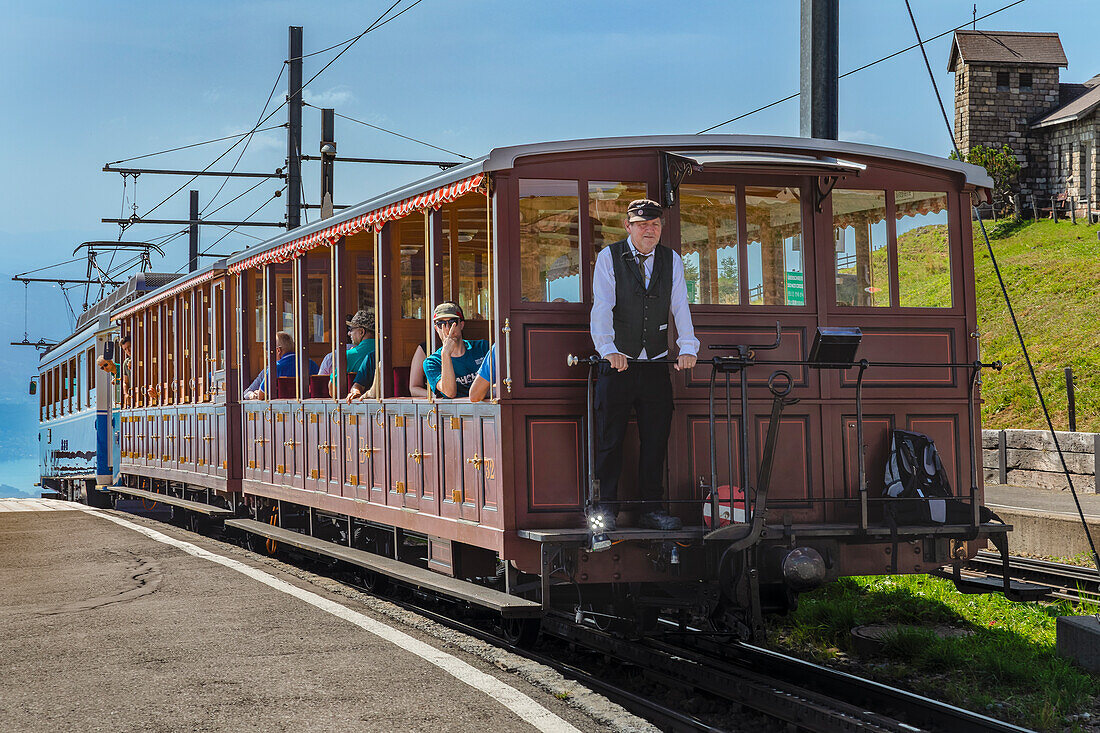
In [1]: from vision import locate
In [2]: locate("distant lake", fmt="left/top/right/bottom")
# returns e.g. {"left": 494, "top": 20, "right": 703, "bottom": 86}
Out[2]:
{"left": 0, "top": 457, "right": 40, "bottom": 495}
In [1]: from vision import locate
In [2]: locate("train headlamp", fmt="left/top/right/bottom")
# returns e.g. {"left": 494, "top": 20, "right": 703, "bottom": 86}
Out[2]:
{"left": 588, "top": 509, "right": 612, "bottom": 551}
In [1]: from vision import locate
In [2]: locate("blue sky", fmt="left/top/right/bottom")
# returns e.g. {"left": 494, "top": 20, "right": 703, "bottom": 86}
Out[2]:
{"left": 1, "top": 1, "right": 1097, "bottom": 452}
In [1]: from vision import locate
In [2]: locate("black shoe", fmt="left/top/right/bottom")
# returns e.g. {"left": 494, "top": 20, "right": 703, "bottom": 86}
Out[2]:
{"left": 639, "top": 510, "right": 682, "bottom": 531}
{"left": 586, "top": 505, "right": 616, "bottom": 532}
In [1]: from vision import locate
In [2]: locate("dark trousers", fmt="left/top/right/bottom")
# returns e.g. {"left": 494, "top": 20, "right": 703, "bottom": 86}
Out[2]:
{"left": 593, "top": 361, "right": 673, "bottom": 513}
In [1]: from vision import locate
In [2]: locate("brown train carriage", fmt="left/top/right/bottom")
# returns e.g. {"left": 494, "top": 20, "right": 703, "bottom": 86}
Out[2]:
{"left": 110, "top": 135, "right": 1006, "bottom": 635}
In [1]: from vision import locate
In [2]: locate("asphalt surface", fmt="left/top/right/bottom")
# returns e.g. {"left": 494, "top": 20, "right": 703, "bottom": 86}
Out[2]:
{"left": 986, "top": 482, "right": 1100, "bottom": 517}
{"left": 0, "top": 501, "right": 649, "bottom": 733}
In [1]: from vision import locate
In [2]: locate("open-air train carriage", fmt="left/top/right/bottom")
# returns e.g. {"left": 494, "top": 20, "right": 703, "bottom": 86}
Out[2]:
{"left": 108, "top": 135, "right": 1008, "bottom": 637}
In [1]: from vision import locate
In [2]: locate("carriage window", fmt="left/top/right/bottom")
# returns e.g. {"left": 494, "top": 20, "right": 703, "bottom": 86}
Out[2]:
{"left": 397, "top": 218, "right": 426, "bottom": 319}
{"left": 440, "top": 194, "right": 491, "bottom": 320}
{"left": 745, "top": 186, "right": 805, "bottom": 306}
{"left": 86, "top": 346, "right": 95, "bottom": 407}
{"left": 833, "top": 190, "right": 890, "bottom": 307}
{"left": 253, "top": 273, "right": 265, "bottom": 344}
{"left": 679, "top": 185, "right": 739, "bottom": 305}
{"left": 518, "top": 179, "right": 580, "bottom": 303}
{"left": 895, "top": 191, "right": 951, "bottom": 308}
{"left": 589, "top": 181, "right": 646, "bottom": 254}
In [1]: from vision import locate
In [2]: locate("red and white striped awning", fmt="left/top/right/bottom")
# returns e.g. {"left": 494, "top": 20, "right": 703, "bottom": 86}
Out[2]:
{"left": 228, "top": 173, "right": 486, "bottom": 274}
{"left": 112, "top": 269, "right": 221, "bottom": 321}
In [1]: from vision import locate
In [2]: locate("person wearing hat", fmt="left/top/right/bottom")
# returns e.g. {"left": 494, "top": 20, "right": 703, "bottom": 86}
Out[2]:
{"left": 422, "top": 301, "right": 490, "bottom": 399}
{"left": 326, "top": 309, "right": 376, "bottom": 397}
{"left": 589, "top": 198, "right": 698, "bottom": 532}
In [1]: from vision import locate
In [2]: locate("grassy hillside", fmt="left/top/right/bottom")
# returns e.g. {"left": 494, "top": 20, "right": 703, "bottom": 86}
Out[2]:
{"left": 971, "top": 219, "right": 1100, "bottom": 431}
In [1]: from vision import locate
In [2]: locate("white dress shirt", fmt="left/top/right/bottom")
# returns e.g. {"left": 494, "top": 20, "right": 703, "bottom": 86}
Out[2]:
{"left": 591, "top": 237, "right": 699, "bottom": 360}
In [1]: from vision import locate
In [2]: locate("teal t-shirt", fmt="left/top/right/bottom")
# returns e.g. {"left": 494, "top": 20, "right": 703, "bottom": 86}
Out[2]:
{"left": 422, "top": 340, "right": 490, "bottom": 398}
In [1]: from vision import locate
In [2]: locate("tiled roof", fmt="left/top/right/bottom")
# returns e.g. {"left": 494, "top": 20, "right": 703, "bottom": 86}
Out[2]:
{"left": 1033, "top": 84, "right": 1100, "bottom": 128}
{"left": 948, "top": 30, "right": 1067, "bottom": 70}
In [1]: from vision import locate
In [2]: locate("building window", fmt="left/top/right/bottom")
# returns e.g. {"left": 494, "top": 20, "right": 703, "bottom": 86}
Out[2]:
{"left": 996, "top": 71, "right": 1010, "bottom": 91}
{"left": 1019, "top": 72, "right": 1032, "bottom": 91}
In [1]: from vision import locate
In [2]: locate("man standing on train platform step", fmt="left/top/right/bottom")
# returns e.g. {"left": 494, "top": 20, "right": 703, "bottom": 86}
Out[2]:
{"left": 589, "top": 198, "right": 698, "bottom": 533}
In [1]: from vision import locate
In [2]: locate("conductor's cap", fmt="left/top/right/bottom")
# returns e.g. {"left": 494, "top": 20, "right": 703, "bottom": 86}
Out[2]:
{"left": 626, "top": 199, "right": 663, "bottom": 222}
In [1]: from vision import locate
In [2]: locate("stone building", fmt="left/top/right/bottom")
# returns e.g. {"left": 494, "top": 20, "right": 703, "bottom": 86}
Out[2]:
{"left": 950, "top": 30, "right": 1099, "bottom": 211}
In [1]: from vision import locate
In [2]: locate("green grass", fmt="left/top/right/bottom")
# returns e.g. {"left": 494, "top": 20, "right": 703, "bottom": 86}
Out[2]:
{"left": 884, "top": 218, "right": 1100, "bottom": 431}
{"left": 972, "top": 219, "right": 1100, "bottom": 432}
{"left": 767, "top": 574, "right": 1099, "bottom": 730}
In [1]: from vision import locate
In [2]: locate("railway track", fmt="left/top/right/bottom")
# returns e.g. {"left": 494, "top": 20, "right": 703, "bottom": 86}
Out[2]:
{"left": 961, "top": 551, "right": 1100, "bottom": 605}
{"left": 300, "top": 549, "right": 1034, "bottom": 732}
{"left": 113, "top": 506, "right": 1039, "bottom": 732}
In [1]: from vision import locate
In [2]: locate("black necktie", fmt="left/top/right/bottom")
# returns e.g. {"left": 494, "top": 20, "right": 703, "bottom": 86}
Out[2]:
{"left": 636, "top": 252, "right": 649, "bottom": 286}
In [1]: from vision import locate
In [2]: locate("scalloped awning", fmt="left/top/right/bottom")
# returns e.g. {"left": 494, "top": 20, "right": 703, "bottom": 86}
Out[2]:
{"left": 228, "top": 172, "right": 485, "bottom": 274}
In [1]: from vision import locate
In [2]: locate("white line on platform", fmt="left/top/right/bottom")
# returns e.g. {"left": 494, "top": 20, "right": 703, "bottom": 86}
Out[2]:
{"left": 0, "top": 498, "right": 84, "bottom": 512}
{"left": 89, "top": 510, "right": 581, "bottom": 733}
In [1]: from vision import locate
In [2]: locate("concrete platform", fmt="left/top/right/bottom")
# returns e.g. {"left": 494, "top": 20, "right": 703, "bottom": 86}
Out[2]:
{"left": 1057, "top": 616, "right": 1100, "bottom": 674}
{"left": 0, "top": 499, "right": 646, "bottom": 733}
{"left": 984, "top": 484, "right": 1100, "bottom": 559}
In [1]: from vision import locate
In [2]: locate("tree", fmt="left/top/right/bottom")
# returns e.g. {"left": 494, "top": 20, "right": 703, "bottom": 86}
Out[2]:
{"left": 950, "top": 144, "right": 1021, "bottom": 215}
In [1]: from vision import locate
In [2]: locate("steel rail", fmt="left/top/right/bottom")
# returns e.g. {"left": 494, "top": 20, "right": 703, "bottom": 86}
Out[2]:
{"left": 963, "top": 551, "right": 1100, "bottom": 605}
{"left": 665, "top": 635, "right": 1034, "bottom": 733}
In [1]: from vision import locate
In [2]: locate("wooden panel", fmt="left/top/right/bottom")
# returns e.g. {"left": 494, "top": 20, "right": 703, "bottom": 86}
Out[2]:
{"left": 438, "top": 405, "right": 464, "bottom": 521}
{"left": 754, "top": 413, "right": 813, "bottom": 504}
{"left": 480, "top": 414, "right": 500, "bottom": 516}
{"left": 387, "top": 405, "right": 417, "bottom": 509}
{"left": 686, "top": 325, "right": 808, "bottom": 389}
{"left": 908, "top": 414, "right": 960, "bottom": 495}
{"left": 214, "top": 407, "right": 228, "bottom": 477}
{"left": 367, "top": 404, "right": 388, "bottom": 504}
{"left": 243, "top": 408, "right": 262, "bottom": 481}
{"left": 303, "top": 406, "right": 326, "bottom": 491}
{"left": 840, "top": 328, "right": 956, "bottom": 387}
{"left": 271, "top": 406, "right": 290, "bottom": 480}
{"left": 525, "top": 416, "right": 583, "bottom": 512}
{"left": 427, "top": 536, "right": 454, "bottom": 576}
{"left": 523, "top": 324, "right": 591, "bottom": 385}
{"left": 842, "top": 415, "right": 894, "bottom": 500}
{"left": 459, "top": 411, "right": 481, "bottom": 523}
{"left": 323, "top": 405, "right": 345, "bottom": 497}
{"left": 688, "top": 415, "right": 742, "bottom": 493}
{"left": 343, "top": 410, "right": 365, "bottom": 499}
{"left": 416, "top": 404, "right": 439, "bottom": 515}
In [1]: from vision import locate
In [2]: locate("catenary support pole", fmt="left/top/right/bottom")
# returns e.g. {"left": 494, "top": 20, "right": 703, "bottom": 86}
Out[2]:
{"left": 286, "top": 26, "right": 303, "bottom": 231}
{"left": 188, "top": 190, "right": 199, "bottom": 273}
{"left": 799, "top": 0, "right": 838, "bottom": 140}
{"left": 320, "top": 107, "right": 335, "bottom": 220}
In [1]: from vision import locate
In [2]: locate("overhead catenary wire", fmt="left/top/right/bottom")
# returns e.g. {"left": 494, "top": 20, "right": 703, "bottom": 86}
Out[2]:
{"left": 106, "top": 124, "right": 289, "bottom": 167}
{"left": 201, "top": 63, "right": 287, "bottom": 217}
{"left": 697, "top": 0, "right": 1027, "bottom": 134}
{"left": 123, "top": 0, "right": 429, "bottom": 226}
{"left": 312, "top": 104, "right": 472, "bottom": 160}
{"left": 901, "top": 0, "right": 1100, "bottom": 578}
{"left": 187, "top": 187, "right": 287, "bottom": 271}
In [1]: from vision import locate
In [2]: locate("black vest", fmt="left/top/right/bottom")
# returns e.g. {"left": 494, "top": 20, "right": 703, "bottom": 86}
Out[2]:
{"left": 609, "top": 240, "right": 673, "bottom": 358}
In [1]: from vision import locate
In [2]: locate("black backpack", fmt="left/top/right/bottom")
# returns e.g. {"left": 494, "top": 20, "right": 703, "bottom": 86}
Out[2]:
{"left": 883, "top": 429, "right": 954, "bottom": 524}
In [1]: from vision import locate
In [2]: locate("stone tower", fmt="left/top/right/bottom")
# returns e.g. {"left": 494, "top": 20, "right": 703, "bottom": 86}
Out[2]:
{"left": 949, "top": 31, "right": 1067, "bottom": 199}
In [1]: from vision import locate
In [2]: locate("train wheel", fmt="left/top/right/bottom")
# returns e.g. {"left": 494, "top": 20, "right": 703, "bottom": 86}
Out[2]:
{"left": 500, "top": 617, "right": 540, "bottom": 647}
{"left": 356, "top": 568, "right": 390, "bottom": 595}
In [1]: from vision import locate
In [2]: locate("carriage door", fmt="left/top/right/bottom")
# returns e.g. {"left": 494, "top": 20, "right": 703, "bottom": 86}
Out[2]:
{"left": 387, "top": 403, "right": 419, "bottom": 510}
{"left": 437, "top": 404, "right": 475, "bottom": 523}
{"left": 323, "top": 404, "right": 345, "bottom": 497}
